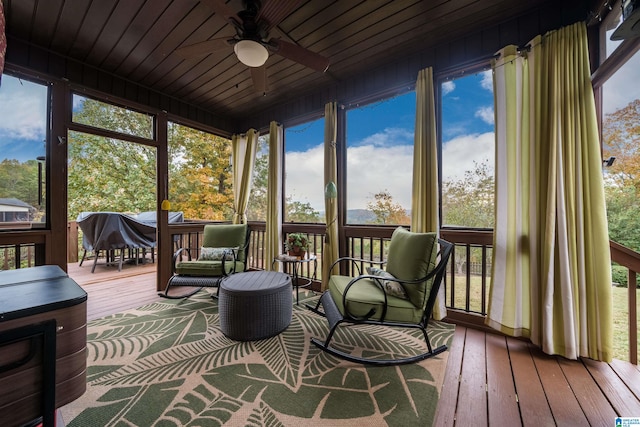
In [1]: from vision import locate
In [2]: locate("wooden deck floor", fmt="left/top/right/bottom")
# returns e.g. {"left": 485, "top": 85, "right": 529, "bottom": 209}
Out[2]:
{"left": 68, "top": 264, "right": 640, "bottom": 426}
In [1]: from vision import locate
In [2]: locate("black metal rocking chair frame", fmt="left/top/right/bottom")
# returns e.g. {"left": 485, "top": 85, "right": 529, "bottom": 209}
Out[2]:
{"left": 159, "top": 226, "right": 251, "bottom": 299}
{"left": 308, "top": 238, "right": 453, "bottom": 366}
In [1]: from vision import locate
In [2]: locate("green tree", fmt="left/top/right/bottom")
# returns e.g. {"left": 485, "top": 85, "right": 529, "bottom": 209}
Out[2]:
{"left": 603, "top": 99, "right": 640, "bottom": 190}
{"left": 441, "top": 159, "right": 494, "bottom": 274}
{"left": 68, "top": 97, "right": 236, "bottom": 221}
{"left": 286, "top": 196, "right": 320, "bottom": 223}
{"left": 168, "top": 123, "right": 233, "bottom": 220}
{"left": 366, "top": 190, "right": 409, "bottom": 225}
{"left": 603, "top": 99, "right": 640, "bottom": 251}
{"left": 246, "top": 136, "right": 269, "bottom": 221}
{"left": 68, "top": 131, "right": 156, "bottom": 218}
{"left": 441, "top": 159, "right": 494, "bottom": 228}
{"left": 68, "top": 98, "right": 157, "bottom": 219}
{"left": 0, "top": 159, "right": 43, "bottom": 220}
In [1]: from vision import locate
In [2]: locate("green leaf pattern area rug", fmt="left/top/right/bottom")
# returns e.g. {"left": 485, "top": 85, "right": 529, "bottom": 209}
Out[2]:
{"left": 61, "top": 291, "right": 454, "bottom": 426}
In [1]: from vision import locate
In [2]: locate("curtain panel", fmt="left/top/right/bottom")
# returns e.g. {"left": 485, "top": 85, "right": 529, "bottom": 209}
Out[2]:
{"left": 489, "top": 22, "right": 613, "bottom": 361}
{"left": 265, "top": 122, "right": 283, "bottom": 270}
{"left": 412, "top": 67, "right": 446, "bottom": 319}
{"left": 231, "top": 129, "right": 258, "bottom": 224}
{"left": 323, "top": 102, "right": 339, "bottom": 291}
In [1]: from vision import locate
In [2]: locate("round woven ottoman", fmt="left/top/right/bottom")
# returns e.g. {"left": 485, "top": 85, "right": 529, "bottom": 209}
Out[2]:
{"left": 218, "top": 270, "right": 292, "bottom": 341}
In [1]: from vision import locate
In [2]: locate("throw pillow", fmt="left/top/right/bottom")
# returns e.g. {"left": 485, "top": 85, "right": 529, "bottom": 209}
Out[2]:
{"left": 366, "top": 266, "right": 408, "bottom": 299}
{"left": 199, "top": 247, "right": 237, "bottom": 261}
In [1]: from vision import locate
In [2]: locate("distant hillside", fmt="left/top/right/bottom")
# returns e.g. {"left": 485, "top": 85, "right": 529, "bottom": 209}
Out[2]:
{"left": 347, "top": 209, "right": 377, "bottom": 223}
{"left": 320, "top": 209, "right": 410, "bottom": 224}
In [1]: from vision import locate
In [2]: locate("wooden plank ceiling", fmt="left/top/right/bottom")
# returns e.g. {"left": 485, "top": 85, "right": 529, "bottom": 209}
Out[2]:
{"left": 3, "top": 0, "right": 600, "bottom": 123}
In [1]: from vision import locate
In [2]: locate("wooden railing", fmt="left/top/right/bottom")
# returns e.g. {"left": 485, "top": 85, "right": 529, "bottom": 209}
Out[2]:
{"left": 609, "top": 241, "right": 639, "bottom": 365}
{"left": 0, "top": 243, "right": 38, "bottom": 269}
{"left": 3, "top": 221, "right": 637, "bottom": 363}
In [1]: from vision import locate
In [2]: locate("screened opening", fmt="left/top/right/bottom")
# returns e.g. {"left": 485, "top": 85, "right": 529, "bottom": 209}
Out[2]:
{"left": 284, "top": 118, "right": 324, "bottom": 223}
{"left": 345, "top": 93, "right": 415, "bottom": 225}
{"left": 440, "top": 69, "right": 495, "bottom": 229}
{"left": 0, "top": 74, "right": 48, "bottom": 230}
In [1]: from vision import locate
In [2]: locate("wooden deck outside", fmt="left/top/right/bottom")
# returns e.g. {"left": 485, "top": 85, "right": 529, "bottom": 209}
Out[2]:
{"left": 68, "top": 264, "right": 640, "bottom": 426}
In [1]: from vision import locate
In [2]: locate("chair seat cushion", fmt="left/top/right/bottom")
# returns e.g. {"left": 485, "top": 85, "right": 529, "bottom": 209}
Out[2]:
{"left": 175, "top": 260, "right": 245, "bottom": 277}
{"left": 329, "top": 275, "right": 422, "bottom": 323}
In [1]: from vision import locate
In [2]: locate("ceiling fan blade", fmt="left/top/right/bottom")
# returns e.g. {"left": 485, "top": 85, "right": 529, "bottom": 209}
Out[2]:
{"left": 251, "top": 66, "right": 268, "bottom": 94}
{"left": 199, "top": 0, "right": 238, "bottom": 23}
{"left": 175, "top": 38, "right": 232, "bottom": 58}
{"left": 257, "top": 0, "right": 303, "bottom": 33}
{"left": 271, "top": 39, "right": 329, "bottom": 72}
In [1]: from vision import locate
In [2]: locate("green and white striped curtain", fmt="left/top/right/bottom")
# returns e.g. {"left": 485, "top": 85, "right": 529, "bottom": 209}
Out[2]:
{"left": 489, "top": 22, "right": 613, "bottom": 361}
{"left": 323, "top": 102, "right": 339, "bottom": 291}
{"left": 412, "top": 67, "right": 446, "bottom": 319}
{"left": 231, "top": 129, "right": 258, "bottom": 224}
{"left": 265, "top": 122, "right": 283, "bottom": 270}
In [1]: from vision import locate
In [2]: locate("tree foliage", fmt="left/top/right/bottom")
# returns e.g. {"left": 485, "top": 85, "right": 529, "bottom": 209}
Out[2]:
{"left": 0, "top": 159, "right": 43, "bottom": 220}
{"left": 246, "top": 136, "right": 269, "bottom": 221}
{"left": 67, "top": 98, "right": 235, "bottom": 221}
{"left": 603, "top": 99, "right": 640, "bottom": 251}
{"left": 442, "top": 159, "right": 494, "bottom": 228}
{"left": 68, "top": 98, "right": 157, "bottom": 219}
{"left": 366, "top": 190, "right": 409, "bottom": 225}
{"left": 168, "top": 123, "right": 233, "bottom": 221}
{"left": 286, "top": 196, "right": 320, "bottom": 223}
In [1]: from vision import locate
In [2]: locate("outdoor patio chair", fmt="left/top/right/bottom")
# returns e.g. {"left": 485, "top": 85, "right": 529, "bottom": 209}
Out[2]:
{"left": 308, "top": 227, "right": 453, "bottom": 365}
{"left": 159, "top": 223, "right": 250, "bottom": 299}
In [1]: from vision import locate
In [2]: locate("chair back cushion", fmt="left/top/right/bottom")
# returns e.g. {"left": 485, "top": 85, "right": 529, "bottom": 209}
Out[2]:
{"left": 385, "top": 227, "right": 437, "bottom": 308}
{"left": 202, "top": 224, "right": 248, "bottom": 263}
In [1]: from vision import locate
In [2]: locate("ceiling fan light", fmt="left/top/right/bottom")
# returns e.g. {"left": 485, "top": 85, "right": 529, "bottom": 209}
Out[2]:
{"left": 234, "top": 40, "right": 269, "bottom": 67}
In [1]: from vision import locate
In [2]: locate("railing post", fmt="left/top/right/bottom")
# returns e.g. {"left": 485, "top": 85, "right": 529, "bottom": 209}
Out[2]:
{"left": 629, "top": 270, "right": 638, "bottom": 365}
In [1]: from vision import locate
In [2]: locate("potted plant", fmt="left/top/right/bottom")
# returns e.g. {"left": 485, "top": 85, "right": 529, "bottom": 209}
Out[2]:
{"left": 286, "top": 233, "right": 309, "bottom": 258}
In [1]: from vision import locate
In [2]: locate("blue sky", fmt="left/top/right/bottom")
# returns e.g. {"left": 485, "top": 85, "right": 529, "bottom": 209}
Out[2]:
{"left": 284, "top": 71, "right": 496, "bottom": 211}
{"left": 0, "top": 75, "right": 47, "bottom": 162}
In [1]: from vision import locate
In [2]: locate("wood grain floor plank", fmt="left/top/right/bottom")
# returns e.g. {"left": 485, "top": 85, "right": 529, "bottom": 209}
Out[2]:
{"left": 583, "top": 358, "right": 640, "bottom": 417}
{"left": 609, "top": 358, "right": 640, "bottom": 400}
{"left": 528, "top": 344, "right": 588, "bottom": 426}
{"left": 486, "top": 333, "right": 520, "bottom": 426}
{"left": 507, "top": 337, "right": 555, "bottom": 426}
{"left": 455, "top": 328, "right": 487, "bottom": 426}
{"left": 434, "top": 326, "right": 466, "bottom": 426}
{"left": 558, "top": 358, "right": 617, "bottom": 426}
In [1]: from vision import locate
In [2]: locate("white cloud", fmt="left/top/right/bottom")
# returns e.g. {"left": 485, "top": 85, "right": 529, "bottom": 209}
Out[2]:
{"left": 285, "top": 144, "right": 325, "bottom": 211}
{"left": 345, "top": 144, "right": 413, "bottom": 210}
{"left": 357, "top": 127, "right": 413, "bottom": 147}
{"left": 480, "top": 70, "right": 493, "bottom": 91}
{"left": 475, "top": 106, "right": 494, "bottom": 125}
{"left": 602, "top": 50, "right": 640, "bottom": 115}
{"left": 285, "top": 130, "right": 495, "bottom": 211}
{"left": 285, "top": 129, "right": 415, "bottom": 211}
{"left": 442, "top": 81, "right": 456, "bottom": 95}
{"left": 442, "top": 132, "right": 495, "bottom": 182}
{"left": 0, "top": 76, "right": 48, "bottom": 142}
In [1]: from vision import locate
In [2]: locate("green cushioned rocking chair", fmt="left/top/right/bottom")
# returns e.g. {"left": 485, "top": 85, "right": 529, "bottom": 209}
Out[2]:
{"left": 159, "top": 223, "right": 250, "bottom": 299}
{"left": 308, "top": 227, "right": 453, "bottom": 365}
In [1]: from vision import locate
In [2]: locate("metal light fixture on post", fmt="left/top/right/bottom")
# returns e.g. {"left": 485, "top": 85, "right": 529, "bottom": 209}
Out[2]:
{"left": 323, "top": 181, "right": 338, "bottom": 289}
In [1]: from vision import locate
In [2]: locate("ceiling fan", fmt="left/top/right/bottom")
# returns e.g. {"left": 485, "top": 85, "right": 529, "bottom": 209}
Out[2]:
{"left": 176, "top": 0, "right": 330, "bottom": 93}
